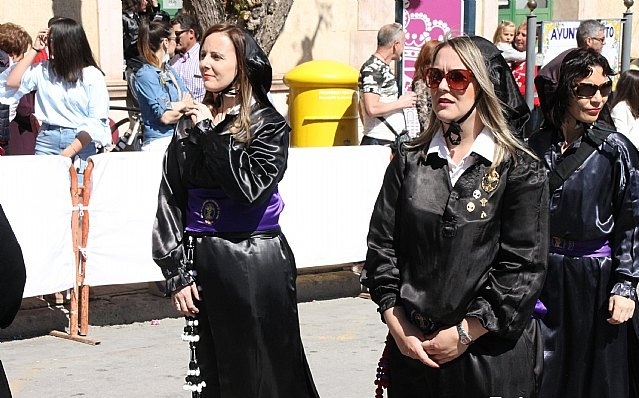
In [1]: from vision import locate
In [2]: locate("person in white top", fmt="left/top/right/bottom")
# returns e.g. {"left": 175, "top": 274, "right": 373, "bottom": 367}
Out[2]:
{"left": 358, "top": 23, "right": 416, "bottom": 147}
{"left": 610, "top": 69, "right": 639, "bottom": 149}
{"left": 6, "top": 18, "right": 111, "bottom": 174}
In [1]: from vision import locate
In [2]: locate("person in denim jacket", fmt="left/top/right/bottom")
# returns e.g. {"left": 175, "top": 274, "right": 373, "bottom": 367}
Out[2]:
{"left": 134, "top": 20, "right": 192, "bottom": 152}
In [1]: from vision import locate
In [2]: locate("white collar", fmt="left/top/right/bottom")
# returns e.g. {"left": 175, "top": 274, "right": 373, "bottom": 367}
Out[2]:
{"left": 427, "top": 127, "right": 495, "bottom": 163}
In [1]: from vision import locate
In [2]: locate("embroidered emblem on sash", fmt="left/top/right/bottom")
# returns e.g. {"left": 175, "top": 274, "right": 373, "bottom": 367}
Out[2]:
{"left": 201, "top": 200, "right": 220, "bottom": 225}
{"left": 481, "top": 170, "right": 500, "bottom": 193}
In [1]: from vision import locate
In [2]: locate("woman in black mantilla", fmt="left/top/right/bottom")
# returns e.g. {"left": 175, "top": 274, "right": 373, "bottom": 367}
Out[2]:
{"left": 151, "top": 23, "right": 320, "bottom": 398}
{"left": 361, "top": 36, "right": 548, "bottom": 398}
{"left": 528, "top": 47, "right": 639, "bottom": 398}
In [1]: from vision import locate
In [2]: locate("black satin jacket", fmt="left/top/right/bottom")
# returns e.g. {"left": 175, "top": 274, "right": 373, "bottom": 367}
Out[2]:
{"left": 0, "top": 203, "right": 25, "bottom": 329}
{"left": 528, "top": 125, "right": 639, "bottom": 284}
{"left": 151, "top": 105, "right": 290, "bottom": 289}
{"left": 361, "top": 146, "right": 549, "bottom": 339}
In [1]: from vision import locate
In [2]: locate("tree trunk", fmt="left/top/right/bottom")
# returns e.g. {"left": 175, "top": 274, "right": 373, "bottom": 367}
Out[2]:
{"left": 181, "top": 0, "right": 294, "bottom": 55}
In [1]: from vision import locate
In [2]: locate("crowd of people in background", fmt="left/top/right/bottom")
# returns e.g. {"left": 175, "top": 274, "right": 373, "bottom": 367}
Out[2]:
{"left": 1, "top": 4, "right": 639, "bottom": 398}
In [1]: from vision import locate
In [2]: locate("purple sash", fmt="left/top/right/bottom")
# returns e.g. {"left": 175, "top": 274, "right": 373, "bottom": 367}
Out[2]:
{"left": 185, "top": 188, "right": 283, "bottom": 234}
{"left": 549, "top": 237, "right": 611, "bottom": 258}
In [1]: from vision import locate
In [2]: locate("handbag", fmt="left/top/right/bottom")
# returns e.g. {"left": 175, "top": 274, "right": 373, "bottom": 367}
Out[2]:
{"left": 377, "top": 116, "right": 410, "bottom": 155}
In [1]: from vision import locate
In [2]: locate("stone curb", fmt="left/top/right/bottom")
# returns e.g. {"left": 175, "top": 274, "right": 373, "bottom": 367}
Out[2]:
{"left": 1, "top": 267, "right": 364, "bottom": 341}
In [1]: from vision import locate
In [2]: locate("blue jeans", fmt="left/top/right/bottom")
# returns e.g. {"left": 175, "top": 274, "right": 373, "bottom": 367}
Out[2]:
{"left": 36, "top": 123, "right": 97, "bottom": 184}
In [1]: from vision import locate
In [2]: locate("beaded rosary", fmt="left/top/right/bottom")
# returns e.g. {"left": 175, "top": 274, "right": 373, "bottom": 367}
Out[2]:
{"left": 181, "top": 236, "right": 206, "bottom": 397}
{"left": 374, "top": 334, "right": 391, "bottom": 398}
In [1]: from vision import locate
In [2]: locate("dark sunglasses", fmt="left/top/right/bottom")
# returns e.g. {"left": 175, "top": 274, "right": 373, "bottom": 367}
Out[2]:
{"left": 573, "top": 80, "right": 613, "bottom": 98}
{"left": 425, "top": 68, "right": 474, "bottom": 90}
{"left": 174, "top": 30, "right": 189, "bottom": 37}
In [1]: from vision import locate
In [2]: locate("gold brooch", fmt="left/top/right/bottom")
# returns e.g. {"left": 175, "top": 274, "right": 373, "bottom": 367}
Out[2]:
{"left": 481, "top": 170, "right": 500, "bottom": 193}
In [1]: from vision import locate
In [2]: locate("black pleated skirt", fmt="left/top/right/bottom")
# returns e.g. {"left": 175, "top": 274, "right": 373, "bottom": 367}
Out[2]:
{"left": 191, "top": 232, "right": 320, "bottom": 398}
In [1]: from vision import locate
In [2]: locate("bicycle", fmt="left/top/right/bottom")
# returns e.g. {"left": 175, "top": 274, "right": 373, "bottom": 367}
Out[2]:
{"left": 108, "top": 105, "right": 143, "bottom": 152}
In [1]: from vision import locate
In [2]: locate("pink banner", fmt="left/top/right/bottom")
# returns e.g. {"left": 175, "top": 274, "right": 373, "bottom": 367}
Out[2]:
{"left": 401, "top": 0, "right": 464, "bottom": 92}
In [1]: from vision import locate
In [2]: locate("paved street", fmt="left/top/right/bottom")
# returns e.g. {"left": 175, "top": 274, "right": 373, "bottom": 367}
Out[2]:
{"left": 1, "top": 297, "right": 388, "bottom": 398}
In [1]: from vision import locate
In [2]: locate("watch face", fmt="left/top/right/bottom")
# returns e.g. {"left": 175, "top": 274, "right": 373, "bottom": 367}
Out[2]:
{"left": 457, "top": 323, "right": 472, "bottom": 345}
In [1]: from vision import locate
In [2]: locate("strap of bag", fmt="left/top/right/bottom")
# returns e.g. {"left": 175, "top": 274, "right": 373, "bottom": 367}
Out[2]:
{"left": 548, "top": 126, "right": 612, "bottom": 192}
{"left": 377, "top": 116, "right": 402, "bottom": 137}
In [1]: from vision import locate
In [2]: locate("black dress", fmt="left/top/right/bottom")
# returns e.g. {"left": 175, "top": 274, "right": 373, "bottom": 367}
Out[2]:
{"left": 528, "top": 125, "right": 639, "bottom": 398}
{"left": 361, "top": 140, "right": 549, "bottom": 398}
{"left": 152, "top": 105, "right": 319, "bottom": 398}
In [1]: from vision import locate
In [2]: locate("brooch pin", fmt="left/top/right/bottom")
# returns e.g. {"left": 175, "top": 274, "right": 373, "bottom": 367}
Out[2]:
{"left": 480, "top": 211, "right": 487, "bottom": 219}
{"left": 481, "top": 170, "right": 500, "bottom": 193}
{"left": 480, "top": 198, "right": 488, "bottom": 207}
{"left": 467, "top": 202, "right": 475, "bottom": 212}
{"left": 472, "top": 189, "right": 481, "bottom": 199}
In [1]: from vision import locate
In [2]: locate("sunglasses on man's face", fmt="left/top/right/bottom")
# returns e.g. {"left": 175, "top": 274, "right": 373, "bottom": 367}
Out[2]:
{"left": 573, "top": 80, "right": 613, "bottom": 98}
{"left": 425, "top": 68, "right": 474, "bottom": 91}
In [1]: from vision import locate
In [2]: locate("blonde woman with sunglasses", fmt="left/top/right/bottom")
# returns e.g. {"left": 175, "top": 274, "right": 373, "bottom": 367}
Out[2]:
{"left": 361, "top": 36, "right": 549, "bottom": 397}
{"left": 528, "top": 47, "right": 639, "bottom": 398}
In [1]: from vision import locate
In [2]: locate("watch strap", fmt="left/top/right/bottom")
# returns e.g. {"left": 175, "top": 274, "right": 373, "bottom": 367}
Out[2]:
{"left": 456, "top": 322, "right": 473, "bottom": 345}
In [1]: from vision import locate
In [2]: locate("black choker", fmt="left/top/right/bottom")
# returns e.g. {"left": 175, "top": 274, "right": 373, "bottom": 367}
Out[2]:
{"left": 443, "top": 94, "right": 481, "bottom": 145}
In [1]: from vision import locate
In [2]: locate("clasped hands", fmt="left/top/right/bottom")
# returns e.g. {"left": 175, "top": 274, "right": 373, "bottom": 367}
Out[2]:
{"left": 383, "top": 307, "right": 486, "bottom": 368}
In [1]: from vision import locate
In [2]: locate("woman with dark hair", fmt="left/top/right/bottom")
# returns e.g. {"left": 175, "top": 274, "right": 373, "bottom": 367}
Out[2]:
{"left": 6, "top": 18, "right": 111, "bottom": 174}
{"left": 411, "top": 39, "right": 440, "bottom": 132}
{"left": 528, "top": 47, "right": 639, "bottom": 398}
{"left": 362, "top": 36, "right": 548, "bottom": 398}
{"left": 610, "top": 69, "right": 639, "bottom": 149}
{"left": 134, "top": 20, "right": 191, "bottom": 151}
{"left": 152, "top": 23, "right": 320, "bottom": 397}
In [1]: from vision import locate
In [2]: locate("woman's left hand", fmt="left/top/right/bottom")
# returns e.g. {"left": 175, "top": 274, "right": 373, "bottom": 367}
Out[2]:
{"left": 607, "top": 294, "right": 635, "bottom": 324}
{"left": 186, "top": 101, "right": 214, "bottom": 125}
{"left": 422, "top": 326, "right": 468, "bottom": 365}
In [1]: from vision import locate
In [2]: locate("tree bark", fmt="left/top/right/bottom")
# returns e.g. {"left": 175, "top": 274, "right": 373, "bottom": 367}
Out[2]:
{"left": 181, "top": 0, "right": 293, "bottom": 55}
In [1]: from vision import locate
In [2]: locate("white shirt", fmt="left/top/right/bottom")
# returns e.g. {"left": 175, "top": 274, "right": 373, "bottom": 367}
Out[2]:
{"left": 610, "top": 100, "right": 639, "bottom": 149}
{"left": 0, "top": 63, "right": 22, "bottom": 121}
{"left": 18, "top": 60, "right": 111, "bottom": 145}
{"left": 427, "top": 128, "right": 496, "bottom": 186}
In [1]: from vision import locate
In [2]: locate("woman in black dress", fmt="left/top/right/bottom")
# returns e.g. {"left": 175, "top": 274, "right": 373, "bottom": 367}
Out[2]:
{"left": 152, "top": 23, "right": 320, "bottom": 398}
{"left": 528, "top": 47, "right": 639, "bottom": 398}
{"left": 361, "top": 36, "right": 548, "bottom": 398}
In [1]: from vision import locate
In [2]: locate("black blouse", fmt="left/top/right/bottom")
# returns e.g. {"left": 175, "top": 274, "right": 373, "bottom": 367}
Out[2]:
{"left": 151, "top": 105, "right": 290, "bottom": 290}
{"left": 361, "top": 145, "right": 549, "bottom": 339}
{"left": 528, "top": 126, "right": 639, "bottom": 285}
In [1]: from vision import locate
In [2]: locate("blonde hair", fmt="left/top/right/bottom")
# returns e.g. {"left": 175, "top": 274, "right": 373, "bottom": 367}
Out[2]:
{"left": 492, "top": 20, "right": 516, "bottom": 44}
{"left": 411, "top": 37, "right": 536, "bottom": 170}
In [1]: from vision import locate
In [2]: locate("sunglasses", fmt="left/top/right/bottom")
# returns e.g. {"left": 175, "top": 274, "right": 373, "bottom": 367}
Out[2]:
{"left": 573, "top": 81, "right": 613, "bottom": 98}
{"left": 425, "top": 68, "right": 474, "bottom": 91}
{"left": 590, "top": 36, "right": 606, "bottom": 44}
{"left": 174, "top": 30, "right": 189, "bottom": 37}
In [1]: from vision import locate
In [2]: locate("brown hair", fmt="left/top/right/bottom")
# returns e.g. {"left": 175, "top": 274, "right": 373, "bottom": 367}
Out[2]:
{"left": 201, "top": 23, "right": 254, "bottom": 142}
{"left": 0, "top": 23, "right": 32, "bottom": 58}
{"left": 413, "top": 40, "right": 441, "bottom": 83}
{"left": 137, "top": 20, "right": 171, "bottom": 68}
{"left": 611, "top": 70, "right": 639, "bottom": 118}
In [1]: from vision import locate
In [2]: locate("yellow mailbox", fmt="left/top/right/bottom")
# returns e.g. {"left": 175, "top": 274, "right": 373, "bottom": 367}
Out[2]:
{"left": 284, "top": 60, "right": 359, "bottom": 147}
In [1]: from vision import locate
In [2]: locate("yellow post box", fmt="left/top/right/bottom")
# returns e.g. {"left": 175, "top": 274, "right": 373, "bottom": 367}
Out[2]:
{"left": 283, "top": 60, "right": 359, "bottom": 147}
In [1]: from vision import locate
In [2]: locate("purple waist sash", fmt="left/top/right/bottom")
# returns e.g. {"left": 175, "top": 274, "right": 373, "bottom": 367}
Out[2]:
{"left": 549, "top": 237, "right": 611, "bottom": 258}
{"left": 185, "top": 188, "right": 283, "bottom": 234}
